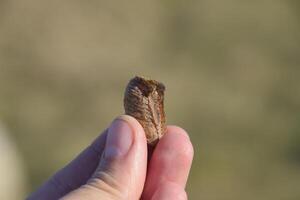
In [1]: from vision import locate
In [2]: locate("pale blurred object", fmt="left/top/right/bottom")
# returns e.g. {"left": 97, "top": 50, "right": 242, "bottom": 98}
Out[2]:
{"left": 0, "top": 123, "right": 27, "bottom": 200}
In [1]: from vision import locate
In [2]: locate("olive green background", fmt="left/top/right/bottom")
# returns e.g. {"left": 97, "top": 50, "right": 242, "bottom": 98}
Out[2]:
{"left": 1, "top": 1, "right": 300, "bottom": 199}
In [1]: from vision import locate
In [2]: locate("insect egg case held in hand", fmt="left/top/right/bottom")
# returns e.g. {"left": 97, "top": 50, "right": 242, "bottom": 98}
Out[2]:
{"left": 124, "top": 76, "right": 166, "bottom": 146}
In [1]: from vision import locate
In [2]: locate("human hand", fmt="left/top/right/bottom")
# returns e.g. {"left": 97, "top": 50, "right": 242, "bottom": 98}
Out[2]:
{"left": 28, "top": 115, "right": 194, "bottom": 200}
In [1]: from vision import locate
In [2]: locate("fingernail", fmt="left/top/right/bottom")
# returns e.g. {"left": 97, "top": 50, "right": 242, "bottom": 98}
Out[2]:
{"left": 104, "top": 119, "right": 133, "bottom": 159}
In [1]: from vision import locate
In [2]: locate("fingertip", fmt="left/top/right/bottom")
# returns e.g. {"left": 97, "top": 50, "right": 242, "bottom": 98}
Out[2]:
{"left": 115, "top": 115, "right": 147, "bottom": 142}
{"left": 167, "top": 125, "right": 190, "bottom": 140}
{"left": 115, "top": 114, "right": 142, "bottom": 129}
{"left": 164, "top": 126, "right": 194, "bottom": 164}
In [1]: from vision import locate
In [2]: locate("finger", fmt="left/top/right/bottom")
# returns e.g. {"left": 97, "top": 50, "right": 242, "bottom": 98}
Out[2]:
{"left": 28, "top": 130, "right": 108, "bottom": 200}
{"left": 151, "top": 181, "right": 187, "bottom": 200}
{"left": 61, "top": 115, "right": 148, "bottom": 200}
{"left": 142, "top": 126, "right": 194, "bottom": 200}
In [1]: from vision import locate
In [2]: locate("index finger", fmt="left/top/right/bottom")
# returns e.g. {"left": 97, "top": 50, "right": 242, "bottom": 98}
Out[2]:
{"left": 142, "top": 126, "right": 194, "bottom": 199}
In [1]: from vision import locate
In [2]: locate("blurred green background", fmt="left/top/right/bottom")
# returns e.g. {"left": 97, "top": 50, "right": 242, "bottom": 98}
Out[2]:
{"left": 1, "top": 0, "right": 300, "bottom": 199}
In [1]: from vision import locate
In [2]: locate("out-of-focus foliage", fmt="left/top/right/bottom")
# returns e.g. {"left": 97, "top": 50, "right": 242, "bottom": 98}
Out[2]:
{"left": 0, "top": 0, "right": 300, "bottom": 199}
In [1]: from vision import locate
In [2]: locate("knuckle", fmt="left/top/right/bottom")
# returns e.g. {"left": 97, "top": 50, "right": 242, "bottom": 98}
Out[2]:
{"left": 86, "top": 171, "right": 123, "bottom": 199}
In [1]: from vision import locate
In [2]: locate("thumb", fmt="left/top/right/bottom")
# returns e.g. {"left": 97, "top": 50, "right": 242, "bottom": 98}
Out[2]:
{"left": 61, "top": 115, "right": 148, "bottom": 200}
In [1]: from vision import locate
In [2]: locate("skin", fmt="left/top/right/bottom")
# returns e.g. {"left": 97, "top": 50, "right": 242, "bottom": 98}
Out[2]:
{"left": 27, "top": 115, "right": 194, "bottom": 200}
